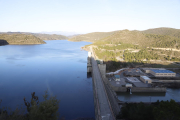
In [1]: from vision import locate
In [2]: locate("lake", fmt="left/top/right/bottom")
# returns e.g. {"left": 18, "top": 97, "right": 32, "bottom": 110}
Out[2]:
{"left": 0, "top": 40, "right": 95, "bottom": 119}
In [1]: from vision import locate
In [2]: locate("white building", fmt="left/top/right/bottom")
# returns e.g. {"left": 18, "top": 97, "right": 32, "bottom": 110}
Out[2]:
{"left": 140, "top": 76, "right": 152, "bottom": 84}
{"left": 88, "top": 52, "right": 92, "bottom": 57}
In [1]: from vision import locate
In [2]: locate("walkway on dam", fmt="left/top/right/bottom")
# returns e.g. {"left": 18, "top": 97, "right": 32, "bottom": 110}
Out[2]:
{"left": 90, "top": 47, "right": 115, "bottom": 120}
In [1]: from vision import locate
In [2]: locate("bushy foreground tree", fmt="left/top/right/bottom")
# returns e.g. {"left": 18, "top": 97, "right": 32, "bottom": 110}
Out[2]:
{"left": 0, "top": 91, "right": 60, "bottom": 120}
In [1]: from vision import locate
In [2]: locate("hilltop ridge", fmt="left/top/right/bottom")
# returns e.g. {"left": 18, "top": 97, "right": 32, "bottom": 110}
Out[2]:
{"left": 142, "top": 27, "right": 180, "bottom": 38}
{"left": 68, "top": 31, "right": 119, "bottom": 42}
{"left": 33, "top": 33, "right": 67, "bottom": 40}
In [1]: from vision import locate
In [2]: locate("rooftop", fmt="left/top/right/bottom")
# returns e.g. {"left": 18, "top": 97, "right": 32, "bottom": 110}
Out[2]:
{"left": 141, "top": 76, "right": 151, "bottom": 80}
{"left": 115, "top": 75, "right": 120, "bottom": 78}
{"left": 142, "top": 68, "right": 165, "bottom": 70}
{"left": 151, "top": 69, "right": 175, "bottom": 73}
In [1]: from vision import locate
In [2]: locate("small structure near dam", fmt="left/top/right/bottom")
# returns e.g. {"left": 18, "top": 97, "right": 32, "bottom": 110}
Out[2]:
{"left": 87, "top": 52, "right": 92, "bottom": 73}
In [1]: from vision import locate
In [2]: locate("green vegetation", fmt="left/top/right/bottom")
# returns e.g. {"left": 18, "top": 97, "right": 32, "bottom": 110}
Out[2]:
{"left": 123, "top": 49, "right": 160, "bottom": 62}
{"left": 142, "top": 27, "right": 180, "bottom": 38}
{"left": 96, "top": 43, "right": 140, "bottom": 50}
{"left": 0, "top": 34, "right": 46, "bottom": 45}
{"left": 94, "top": 48, "right": 118, "bottom": 61}
{"left": 34, "top": 34, "right": 67, "bottom": 40}
{"left": 0, "top": 91, "right": 60, "bottom": 120}
{"left": 94, "top": 30, "right": 180, "bottom": 48}
{"left": 117, "top": 99, "right": 180, "bottom": 120}
{"left": 83, "top": 28, "right": 180, "bottom": 70}
{"left": 0, "top": 32, "right": 68, "bottom": 45}
{"left": 68, "top": 31, "right": 118, "bottom": 42}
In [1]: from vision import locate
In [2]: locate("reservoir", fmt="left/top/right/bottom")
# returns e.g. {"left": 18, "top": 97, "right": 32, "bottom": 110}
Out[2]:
{"left": 0, "top": 40, "right": 95, "bottom": 119}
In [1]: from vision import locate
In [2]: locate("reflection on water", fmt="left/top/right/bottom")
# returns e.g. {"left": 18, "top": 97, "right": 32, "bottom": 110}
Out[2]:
{"left": 0, "top": 40, "right": 95, "bottom": 119}
{"left": 117, "top": 88, "right": 180, "bottom": 102}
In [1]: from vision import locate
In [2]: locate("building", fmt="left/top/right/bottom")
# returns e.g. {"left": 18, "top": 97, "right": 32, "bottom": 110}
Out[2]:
{"left": 140, "top": 76, "right": 152, "bottom": 84}
{"left": 126, "top": 83, "right": 132, "bottom": 88}
{"left": 142, "top": 68, "right": 165, "bottom": 73}
{"left": 115, "top": 75, "right": 120, "bottom": 81}
{"left": 150, "top": 69, "right": 176, "bottom": 77}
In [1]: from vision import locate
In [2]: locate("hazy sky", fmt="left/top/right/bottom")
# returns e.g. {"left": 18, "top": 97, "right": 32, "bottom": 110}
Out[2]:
{"left": 0, "top": 0, "right": 180, "bottom": 33}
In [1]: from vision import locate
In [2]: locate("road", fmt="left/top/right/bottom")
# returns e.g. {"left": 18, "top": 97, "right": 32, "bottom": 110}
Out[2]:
{"left": 90, "top": 47, "right": 115, "bottom": 120}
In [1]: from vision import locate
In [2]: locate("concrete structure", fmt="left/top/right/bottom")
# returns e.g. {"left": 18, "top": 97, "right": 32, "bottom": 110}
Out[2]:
{"left": 115, "top": 75, "right": 120, "bottom": 81}
{"left": 126, "top": 83, "right": 132, "bottom": 87}
{"left": 126, "top": 77, "right": 141, "bottom": 83}
{"left": 96, "top": 59, "right": 103, "bottom": 64}
{"left": 98, "top": 64, "right": 106, "bottom": 78}
{"left": 126, "top": 77, "right": 149, "bottom": 87}
{"left": 150, "top": 69, "right": 176, "bottom": 77}
{"left": 90, "top": 47, "right": 116, "bottom": 120}
{"left": 87, "top": 57, "right": 92, "bottom": 73}
{"left": 140, "top": 76, "right": 152, "bottom": 84}
{"left": 88, "top": 51, "right": 92, "bottom": 57}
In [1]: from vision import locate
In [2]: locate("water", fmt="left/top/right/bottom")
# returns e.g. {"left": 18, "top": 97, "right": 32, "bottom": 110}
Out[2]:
{"left": 0, "top": 40, "right": 95, "bottom": 119}
{"left": 117, "top": 88, "right": 180, "bottom": 102}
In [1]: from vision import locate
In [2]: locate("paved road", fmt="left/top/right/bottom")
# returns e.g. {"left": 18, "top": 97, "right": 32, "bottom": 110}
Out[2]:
{"left": 90, "top": 47, "right": 115, "bottom": 120}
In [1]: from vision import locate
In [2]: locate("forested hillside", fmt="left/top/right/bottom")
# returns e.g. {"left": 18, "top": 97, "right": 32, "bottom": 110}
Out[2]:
{"left": 68, "top": 31, "right": 118, "bottom": 42}
{"left": 0, "top": 34, "right": 46, "bottom": 45}
{"left": 34, "top": 34, "right": 67, "bottom": 40}
{"left": 142, "top": 27, "right": 180, "bottom": 38}
{"left": 0, "top": 32, "right": 68, "bottom": 40}
{"left": 82, "top": 28, "right": 180, "bottom": 70}
{"left": 93, "top": 30, "right": 180, "bottom": 48}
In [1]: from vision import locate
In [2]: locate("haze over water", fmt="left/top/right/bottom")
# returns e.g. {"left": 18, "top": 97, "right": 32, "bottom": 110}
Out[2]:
{"left": 0, "top": 40, "right": 95, "bottom": 119}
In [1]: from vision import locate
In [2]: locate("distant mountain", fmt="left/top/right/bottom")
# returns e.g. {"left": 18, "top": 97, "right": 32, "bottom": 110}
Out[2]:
{"left": 39, "top": 31, "right": 80, "bottom": 36}
{"left": 0, "top": 32, "right": 68, "bottom": 40}
{"left": 142, "top": 27, "right": 180, "bottom": 38}
{"left": 0, "top": 34, "right": 46, "bottom": 45}
{"left": 0, "top": 32, "right": 32, "bottom": 35}
{"left": 33, "top": 34, "right": 68, "bottom": 40}
{"left": 68, "top": 31, "right": 119, "bottom": 42}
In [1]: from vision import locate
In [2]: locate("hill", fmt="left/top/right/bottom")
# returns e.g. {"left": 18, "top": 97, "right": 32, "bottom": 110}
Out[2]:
{"left": 33, "top": 34, "right": 68, "bottom": 40}
{"left": 0, "top": 34, "right": 46, "bottom": 45}
{"left": 94, "top": 30, "right": 180, "bottom": 48}
{"left": 82, "top": 28, "right": 180, "bottom": 70}
{"left": 68, "top": 31, "right": 118, "bottom": 42}
{"left": 142, "top": 27, "right": 180, "bottom": 38}
{"left": 0, "top": 32, "right": 68, "bottom": 40}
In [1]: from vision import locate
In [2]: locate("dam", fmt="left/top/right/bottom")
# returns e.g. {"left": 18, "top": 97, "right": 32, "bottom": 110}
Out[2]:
{"left": 87, "top": 47, "right": 120, "bottom": 120}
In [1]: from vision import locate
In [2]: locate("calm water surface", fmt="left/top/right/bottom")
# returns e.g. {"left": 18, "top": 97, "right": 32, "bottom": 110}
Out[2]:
{"left": 0, "top": 40, "right": 95, "bottom": 119}
{"left": 117, "top": 88, "right": 180, "bottom": 102}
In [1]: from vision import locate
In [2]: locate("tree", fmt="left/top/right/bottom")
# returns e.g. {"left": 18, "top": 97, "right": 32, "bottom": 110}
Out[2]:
{"left": 24, "top": 91, "right": 60, "bottom": 120}
{"left": 153, "top": 99, "right": 180, "bottom": 120}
